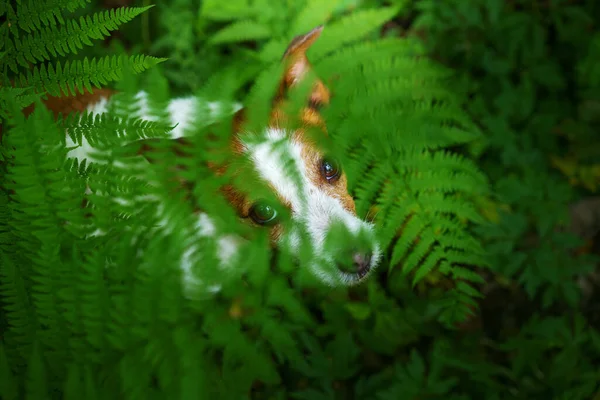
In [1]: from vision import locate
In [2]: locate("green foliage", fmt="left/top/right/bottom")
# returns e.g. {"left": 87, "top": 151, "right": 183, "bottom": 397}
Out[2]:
{"left": 7, "top": 6, "right": 151, "bottom": 71}
{"left": 410, "top": 0, "right": 600, "bottom": 397}
{"left": 413, "top": 0, "right": 600, "bottom": 306}
{"left": 150, "top": 0, "right": 400, "bottom": 93}
{"left": 2, "top": 0, "right": 600, "bottom": 399}
{"left": 18, "top": 54, "right": 164, "bottom": 96}
{"left": 312, "top": 37, "right": 488, "bottom": 323}
{"left": 0, "top": 0, "right": 162, "bottom": 104}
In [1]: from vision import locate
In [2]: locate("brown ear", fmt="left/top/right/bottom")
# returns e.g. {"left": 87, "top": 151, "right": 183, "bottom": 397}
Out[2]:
{"left": 280, "top": 25, "right": 330, "bottom": 108}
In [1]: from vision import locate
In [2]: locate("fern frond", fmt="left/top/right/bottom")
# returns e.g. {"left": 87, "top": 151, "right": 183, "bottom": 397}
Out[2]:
{"left": 452, "top": 267, "right": 486, "bottom": 285}
{"left": 18, "top": 54, "right": 166, "bottom": 96}
{"left": 0, "top": 87, "right": 40, "bottom": 120}
{"left": 311, "top": 7, "right": 400, "bottom": 58}
{"left": 389, "top": 214, "right": 427, "bottom": 267}
{"left": 290, "top": 0, "right": 342, "bottom": 36}
{"left": 62, "top": 110, "right": 174, "bottom": 149}
{"left": 437, "top": 288, "right": 479, "bottom": 326}
{"left": 208, "top": 20, "right": 272, "bottom": 45}
{"left": 316, "top": 36, "right": 425, "bottom": 69}
{"left": 16, "top": 0, "right": 91, "bottom": 32}
{"left": 314, "top": 35, "right": 491, "bottom": 324}
{"left": 8, "top": 6, "right": 152, "bottom": 72}
{"left": 352, "top": 163, "right": 390, "bottom": 217}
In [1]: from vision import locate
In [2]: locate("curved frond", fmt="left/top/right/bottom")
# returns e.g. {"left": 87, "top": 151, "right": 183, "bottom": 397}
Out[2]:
{"left": 18, "top": 55, "right": 166, "bottom": 96}
{"left": 16, "top": 0, "right": 91, "bottom": 32}
{"left": 7, "top": 6, "right": 152, "bottom": 72}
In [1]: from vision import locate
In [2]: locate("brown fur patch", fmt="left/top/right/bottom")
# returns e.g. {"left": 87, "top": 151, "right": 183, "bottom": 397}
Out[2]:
{"left": 35, "top": 89, "right": 116, "bottom": 119}
{"left": 0, "top": 88, "right": 116, "bottom": 143}
{"left": 295, "top": 134, "right": 357, "bottom": 214}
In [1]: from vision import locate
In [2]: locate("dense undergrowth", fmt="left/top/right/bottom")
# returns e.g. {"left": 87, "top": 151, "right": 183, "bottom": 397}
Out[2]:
{"left": 1, "top": 0, "right": 600, "bottom": 399}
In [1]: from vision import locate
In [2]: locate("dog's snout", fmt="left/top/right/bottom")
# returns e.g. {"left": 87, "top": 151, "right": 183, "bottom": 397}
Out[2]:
{"left": 353, "top": 252, "right": 372, "bottom": 278}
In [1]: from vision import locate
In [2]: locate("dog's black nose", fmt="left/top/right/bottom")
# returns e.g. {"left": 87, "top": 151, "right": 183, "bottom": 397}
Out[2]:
{"left": 353, "top": 252, "right": 372, "bottom": 278}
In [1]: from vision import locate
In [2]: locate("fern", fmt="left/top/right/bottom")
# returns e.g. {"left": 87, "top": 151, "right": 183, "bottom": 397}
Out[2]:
{"left": 16, "top": 0, "right": 91, "bottom": 32}
{"left": 1, "top": 0, "right": 157, "bottom": 100}
{"left": 309, "top": 34, "right": 489, "bottom": 325}
{"left": 152, "top": 0, "right": 401, "bottom": 91}
{"left": 7, "top": 6, "right": 152, "bottom": 72}
{"left": 0, "top": 86, "right": 41, "bottom": 120}
{"left": 62, "top": 109, "right": 175, "bottom": 149}
{"left": 309, "top": 7, "right": 400, "bottom": 59}
{"left": 18, "top": 54, "right": 165, "bottom": 97}
{"left": 208, "top": 20, "right": 272, "bottom": 45}
{"left": 289, "top": 0, "right": 343, "bottom": 36}
{"left": 0, "top": 0, "right": 495, "bottom": 397}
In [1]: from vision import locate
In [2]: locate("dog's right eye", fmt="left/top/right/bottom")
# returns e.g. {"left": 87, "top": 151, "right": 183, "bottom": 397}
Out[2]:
{"left": 249, "top": 201, "right": 278, "bottom": 225}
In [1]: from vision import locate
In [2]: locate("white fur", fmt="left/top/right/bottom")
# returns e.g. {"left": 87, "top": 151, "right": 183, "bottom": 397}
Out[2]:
{"left": 179, "top": 212, "right": 242, "bottom": 295}
{"left": 166, "top": 97, "right": 197, "bottom": 138}
{"left": 65, "top": 91, "right": 242, "bottom": 163}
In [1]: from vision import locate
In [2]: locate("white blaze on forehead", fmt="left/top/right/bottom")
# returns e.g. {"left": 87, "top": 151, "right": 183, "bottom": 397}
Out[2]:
{"left": 244, "top": 129, "right": 304, "bottom": 208}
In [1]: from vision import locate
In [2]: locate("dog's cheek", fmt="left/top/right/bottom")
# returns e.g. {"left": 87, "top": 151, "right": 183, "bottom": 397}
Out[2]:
{"left": 332, "top": 177, "right": 356, "bottom": 214}
{"left": 340, "top": 193, "right": 356, "bottom": 214}
{"left": 268, "top": 224, "right": 285, "bottom": 245}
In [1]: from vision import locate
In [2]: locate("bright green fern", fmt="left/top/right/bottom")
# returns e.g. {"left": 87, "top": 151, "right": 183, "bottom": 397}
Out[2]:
{"left": 0, "top": 1, "right": 492, "bottom": 398}
{"left": 0, "top": 0, "right": 164, "bottom": 100}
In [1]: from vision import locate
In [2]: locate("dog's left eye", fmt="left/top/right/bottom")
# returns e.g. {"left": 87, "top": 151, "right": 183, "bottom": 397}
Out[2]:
{"left": 321, "top": 157, "right": 341, "bottom": 182}
{"left": 249, "top": 201, "right": 278, "bottom": 225}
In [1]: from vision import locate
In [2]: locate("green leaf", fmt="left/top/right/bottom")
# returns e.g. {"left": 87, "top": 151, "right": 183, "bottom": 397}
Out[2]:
{"left": 290, "top": 0, "right": 343, "bottom": 36}
{"left": 310, "top": 7, "right": 400, "bottom": 59}
{"left": 19, "top": 54, "right": 166, "bottom": 96}
{"left": 209, "top": 20, "right": 272, "bottom": 45}
{"left": 344, "top": 302, "right": 372, "bottom": 320}
{"left": 200, "top": 0, "right": 255, "bottom": 21}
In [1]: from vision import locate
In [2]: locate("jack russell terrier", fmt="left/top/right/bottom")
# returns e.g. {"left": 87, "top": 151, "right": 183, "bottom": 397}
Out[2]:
{"left": 44, "top": 25, "right": 381, "bottom": 293}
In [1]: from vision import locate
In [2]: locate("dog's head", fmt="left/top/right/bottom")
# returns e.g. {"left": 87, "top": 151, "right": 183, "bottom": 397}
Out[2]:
{"left": 220, "top": 26, "right": 381, "bottom": 285}
{"left": 109, "top": 26, "right": 380, "bottom": 286}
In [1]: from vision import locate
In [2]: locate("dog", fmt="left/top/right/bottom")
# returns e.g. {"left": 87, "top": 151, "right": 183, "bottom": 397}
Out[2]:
{"left": 55, "top": 26, "right": 381, "bottom": 292}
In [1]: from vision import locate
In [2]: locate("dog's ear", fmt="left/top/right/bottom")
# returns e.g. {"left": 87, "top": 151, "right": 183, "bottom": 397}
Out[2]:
{"left": 280, "top": 26, "right": 330, "bottom": 108}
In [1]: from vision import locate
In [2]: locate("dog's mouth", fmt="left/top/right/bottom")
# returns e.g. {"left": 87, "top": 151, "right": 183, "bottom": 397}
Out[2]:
{"left": 357, "top": 263, "right": 370, "bottom": 279}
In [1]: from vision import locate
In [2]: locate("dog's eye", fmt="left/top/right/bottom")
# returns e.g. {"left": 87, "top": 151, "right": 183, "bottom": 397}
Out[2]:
{"left": 321, "top": 157, "right": 341, "bottom": 182}
{"left": 249, "top": 201, "right": 278, "bottom": 225}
